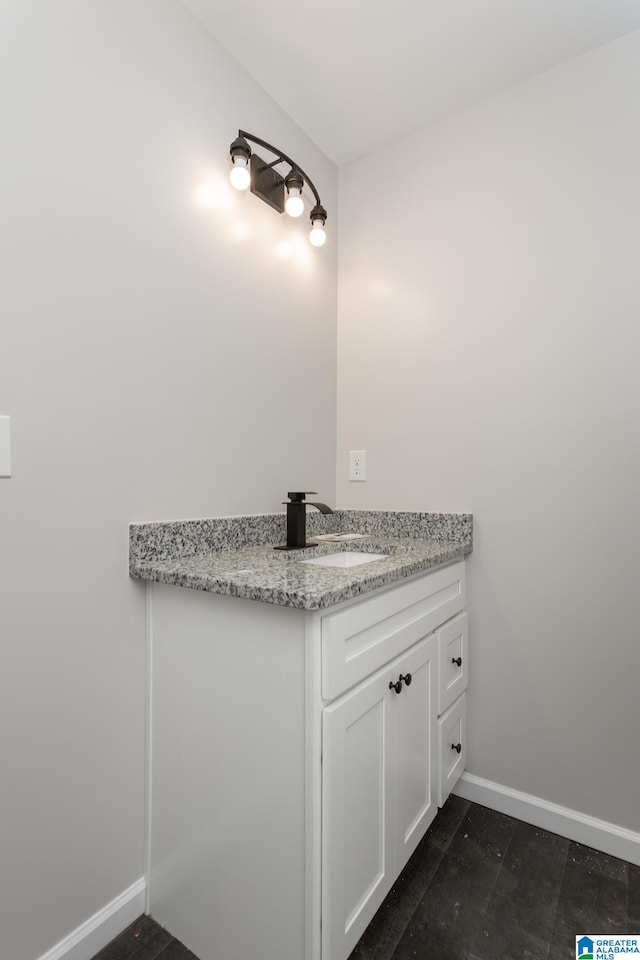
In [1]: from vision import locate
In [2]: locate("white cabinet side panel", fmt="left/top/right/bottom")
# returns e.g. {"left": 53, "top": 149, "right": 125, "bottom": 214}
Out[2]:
{"left": 149, "top": 583, "right": 306, "bottom": 960}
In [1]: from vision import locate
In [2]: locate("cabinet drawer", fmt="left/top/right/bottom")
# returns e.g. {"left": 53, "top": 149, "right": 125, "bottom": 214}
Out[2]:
{"left": 437, "top": 693, "right": 466, "bottom": 807}
{"left": 321, "top": 562, "right": 465, "bottom": 700}
{"left": 437, "top": 612, "right": 468, "bottom": 716}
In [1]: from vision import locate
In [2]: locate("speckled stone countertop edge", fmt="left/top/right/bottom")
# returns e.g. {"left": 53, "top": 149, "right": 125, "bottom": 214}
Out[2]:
{"left": 129, "top": 511, "right": 473, "bottom": 611}
{"left": 130, "top": 541, "right": 470, "bottom": 611}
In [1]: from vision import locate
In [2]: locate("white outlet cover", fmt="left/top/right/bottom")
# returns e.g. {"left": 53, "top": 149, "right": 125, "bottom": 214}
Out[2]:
{"left": 0, "top": 416, "right": 11, "bottom": 477}
{"left": 349, "top": 449, "right": 366, "bottom": 482}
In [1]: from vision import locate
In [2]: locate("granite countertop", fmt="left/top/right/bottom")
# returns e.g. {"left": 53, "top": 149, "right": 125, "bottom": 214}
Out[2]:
{"left": 129, "top": 510, "right": 472, "bottom": 611}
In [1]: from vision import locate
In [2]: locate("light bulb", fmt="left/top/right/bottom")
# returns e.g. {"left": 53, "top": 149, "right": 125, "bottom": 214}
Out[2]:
{"left": 229, "top": 156, "right": 250, "bottom": 191}
{"left": 285, "top": 191, "right": 304, "bottom": 218}
{"left": 309, "top": 221, "right": 326, "bottom": 247}
{"left": 285, "top": 172, "right": 305, "bottom": 218}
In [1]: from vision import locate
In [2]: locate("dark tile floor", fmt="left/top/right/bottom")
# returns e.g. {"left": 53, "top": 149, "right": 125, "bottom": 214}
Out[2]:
{"left": 93, "top": 798, "right": 639, "bottom": 960}
{"left": 91, "top": 916, "right": 198, "bottom": 960}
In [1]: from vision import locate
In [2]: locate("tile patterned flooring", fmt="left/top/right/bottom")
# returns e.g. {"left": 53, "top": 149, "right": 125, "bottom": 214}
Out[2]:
{"left": 92, "top": 917, "right": 198, "bottom": 960}
{"left": 93, "top": 798, "right": 640, "bottom": 960}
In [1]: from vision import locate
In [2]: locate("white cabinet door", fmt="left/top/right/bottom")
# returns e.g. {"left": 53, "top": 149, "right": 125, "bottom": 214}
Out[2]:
{"left": 393, "top": 635, "right": 438, "bottom": 872}
{"left": 322, "top": 636, "right": 437, "bottom": 960}
{"left": 322, "top": 668, "right": 395, "bottom": 960}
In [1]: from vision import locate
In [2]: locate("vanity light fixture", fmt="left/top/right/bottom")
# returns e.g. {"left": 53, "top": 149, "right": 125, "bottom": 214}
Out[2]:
{"left": 229, "top": 130, "right": 327, "bottom": 246}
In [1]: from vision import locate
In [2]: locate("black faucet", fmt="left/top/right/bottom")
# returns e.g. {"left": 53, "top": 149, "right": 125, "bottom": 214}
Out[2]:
{"left": 274, "top": 491, "right": 334, "bottom": 550}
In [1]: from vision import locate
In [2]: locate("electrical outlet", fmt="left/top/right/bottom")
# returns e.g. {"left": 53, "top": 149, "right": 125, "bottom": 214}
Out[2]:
{"left": 349, "top": 450, "right": 366, "bottom": 482}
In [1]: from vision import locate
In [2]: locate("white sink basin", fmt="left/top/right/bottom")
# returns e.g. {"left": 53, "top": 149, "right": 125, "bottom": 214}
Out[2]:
{"left": 300, "top": 551, "right": 387, "bottom": 568}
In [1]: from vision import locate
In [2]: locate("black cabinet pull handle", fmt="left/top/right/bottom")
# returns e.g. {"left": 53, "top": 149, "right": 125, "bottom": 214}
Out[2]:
{"left": 452, "top": 656, "right": 462, "bottom": 667}
{"left": 451, "top": 742, "right": 462, "bottom": 754}
{"left": 389, "top": 673, "right": 411, "bottom": 693}
{"left": 389, "top": 672, "right": 412, "bottom": 695}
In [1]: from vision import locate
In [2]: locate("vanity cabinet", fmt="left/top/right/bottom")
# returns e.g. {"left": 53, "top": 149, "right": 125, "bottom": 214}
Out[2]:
{"left": 317, "top": 563, "right": 467, "bottom": 960}
{"left": 146, "top": 560, "right": 467, "bottom": 960}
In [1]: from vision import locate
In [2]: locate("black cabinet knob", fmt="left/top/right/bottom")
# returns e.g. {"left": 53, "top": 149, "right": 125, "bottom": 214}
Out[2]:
{"left": 389, "top": 672, "right": 413, "bottom": 694}
{"left": 451, "top": 742, "right": 462, "bottom": 754}
{"left": 451, "top": 656, "right": 462, "bottom": 667}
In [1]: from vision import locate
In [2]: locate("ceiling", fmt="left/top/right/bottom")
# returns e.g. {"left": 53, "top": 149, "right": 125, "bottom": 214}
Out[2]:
{"left": 182, "top": 0, "right": 640, "bottom": 165}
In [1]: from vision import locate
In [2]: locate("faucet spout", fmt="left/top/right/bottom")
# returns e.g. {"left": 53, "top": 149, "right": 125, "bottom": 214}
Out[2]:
{"left": 307, "top": 501, "right": 333, "bottom": 515}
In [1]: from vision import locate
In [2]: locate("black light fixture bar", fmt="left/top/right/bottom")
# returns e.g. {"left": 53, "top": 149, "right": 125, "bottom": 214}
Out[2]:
{"left": 237, "top": 129, "right": 323, "bottom": 208}
{"left": 229, "top": 129, "right": 327, "bottom": 246}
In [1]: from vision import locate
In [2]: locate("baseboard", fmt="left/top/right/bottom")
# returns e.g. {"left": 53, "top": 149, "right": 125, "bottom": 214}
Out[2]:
{"left": 37, "top": 877, "right": 146, "bottom": 960}
{"left": 453, "top": 772, "right": 640, "bottom": 866}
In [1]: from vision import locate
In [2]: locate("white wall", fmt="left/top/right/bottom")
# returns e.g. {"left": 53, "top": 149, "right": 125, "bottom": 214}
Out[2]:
{"left": 337, "top": 31, "right": 640, "bottom": 834}
{"left": 0, "top": 3, "right": 337, "bottom": 959}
